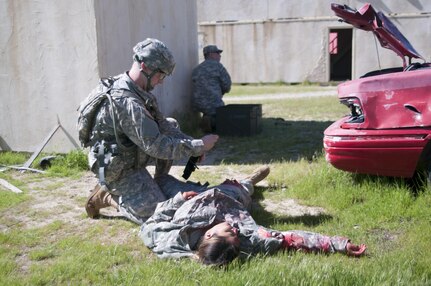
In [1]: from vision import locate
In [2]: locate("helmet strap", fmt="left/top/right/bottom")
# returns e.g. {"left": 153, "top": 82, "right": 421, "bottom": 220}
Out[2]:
{"left": 140, "top": 68, "right": 158, "bottom": 92}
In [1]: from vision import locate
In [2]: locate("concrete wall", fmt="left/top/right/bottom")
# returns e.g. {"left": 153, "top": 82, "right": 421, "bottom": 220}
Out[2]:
{"left": 93, "top": 0, "right": 198, "bottom": 115}
{"left": 0, "top": 0, "right": 99, "bottom": 153}
{"left": 0, "top": 0, "right": 198, "bottom": 153}
{"left": 197, "top": 0, "right": 431, "bottom": 83}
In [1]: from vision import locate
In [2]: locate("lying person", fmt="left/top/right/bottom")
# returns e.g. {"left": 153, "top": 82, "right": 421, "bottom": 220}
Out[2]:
{"left": 139, "top": 166, "right": 366, "bottom": 266}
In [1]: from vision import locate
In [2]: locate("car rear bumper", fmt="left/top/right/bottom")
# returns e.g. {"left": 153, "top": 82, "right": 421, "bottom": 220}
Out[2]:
{"left": 323, "top": 118, "right": 431, "bottom": 178}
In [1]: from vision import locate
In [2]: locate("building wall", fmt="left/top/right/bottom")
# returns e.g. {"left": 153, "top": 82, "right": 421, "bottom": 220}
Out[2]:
{"left": 197, "top": 0, "right": 431, "bottom": 83}
{"left": 93, "top": 0, "right": 198, "bottom": 115}
{"left": 0, "top": 0, "right": 99, "bottom": 153}
{"left": 0, "top": 0, "right": 198, "bottom": 153}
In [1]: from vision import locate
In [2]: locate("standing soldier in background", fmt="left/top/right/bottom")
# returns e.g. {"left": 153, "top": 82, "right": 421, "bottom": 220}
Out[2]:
{"left": 191, "top": 45, "right": 232, "bottom": 132}
{"left": 78, "top": 38, "right": 219, "bottom": 224}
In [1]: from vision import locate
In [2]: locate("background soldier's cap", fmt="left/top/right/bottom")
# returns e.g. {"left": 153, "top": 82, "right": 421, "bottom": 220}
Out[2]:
{"left": 203, "top": 45, "right": 223, "bottom": 55}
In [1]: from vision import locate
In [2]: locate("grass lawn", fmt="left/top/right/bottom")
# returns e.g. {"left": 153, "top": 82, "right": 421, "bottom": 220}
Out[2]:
{"left": 228, "top": 83, "right": 337, "bottom": 96}
{"left": 0, "top": 84, "right": 430, "bottom": 285}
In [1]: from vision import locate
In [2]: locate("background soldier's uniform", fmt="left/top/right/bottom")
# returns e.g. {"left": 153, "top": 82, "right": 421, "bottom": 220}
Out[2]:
{"left": 140, "top": 183, "right": 349, "bottom": 259}
{"left": 191, "top": 58, "right": 231, "bottom": 116}
{"left": 88, "top": 72, "right": 205, "bottom": 224}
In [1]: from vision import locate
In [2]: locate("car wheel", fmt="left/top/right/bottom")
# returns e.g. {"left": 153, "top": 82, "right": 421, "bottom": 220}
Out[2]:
{"left": 407, "top": 169, "right": 428, "bottom": 194}
{"left": 411, "top": 143, "right": 431, "bottom": 193}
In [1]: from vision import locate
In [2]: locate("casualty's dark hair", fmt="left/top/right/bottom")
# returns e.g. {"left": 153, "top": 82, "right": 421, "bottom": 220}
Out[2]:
{"left": 197, "top": 235, "right": 240, "bottom": 266}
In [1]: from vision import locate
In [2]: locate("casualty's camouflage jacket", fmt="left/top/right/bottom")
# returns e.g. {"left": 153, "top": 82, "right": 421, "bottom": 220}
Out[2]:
{"left": 139, "top": 188, "right": 282, "bottom": 259}
{"left": 87, "top": 72, "right": 205, "bottom": 192}
{"left": 140, "top": 188, "right": 350, "bottom": 259}
{"left": 191, "top": 59, "right": 231, "bottom": 115}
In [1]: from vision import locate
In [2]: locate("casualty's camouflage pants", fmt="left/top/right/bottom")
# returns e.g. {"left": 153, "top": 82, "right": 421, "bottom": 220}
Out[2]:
{"left": 116, "top": 171, "right": 253, "bottom": 225}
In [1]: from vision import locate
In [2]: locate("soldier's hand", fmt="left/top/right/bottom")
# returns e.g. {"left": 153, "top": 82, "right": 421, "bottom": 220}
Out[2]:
{"left": 182, "top": 191, "right": 198, "bottom": 200}
{"left": 201, "top": 134, "right": 219, "bottom": 152}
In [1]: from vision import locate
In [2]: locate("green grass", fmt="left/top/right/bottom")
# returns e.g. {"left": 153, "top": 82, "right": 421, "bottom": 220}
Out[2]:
{"left": 0, "top": 149, "right": 88, "bottom": 179}
{"left": 0, "top": 151, "right": 30, "bottom": 166}
{"left": 228, "top": 83, "right": 336, "bottom": 97}
{"left": 209, "top": 96, "right": 346, "bottom": 164}
{"left": 44, "top": 150, "right": 89, "bottom": 178}
{"left": 0, "top": 85, "right": 430, "bottom": 285}
{"left": 0, "top": 189, "right": 28, "bottom": 211}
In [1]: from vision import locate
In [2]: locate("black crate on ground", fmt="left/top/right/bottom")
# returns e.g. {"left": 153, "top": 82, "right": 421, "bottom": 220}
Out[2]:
{"left": 216, "top": 104, "right": 262, "bottom": 136}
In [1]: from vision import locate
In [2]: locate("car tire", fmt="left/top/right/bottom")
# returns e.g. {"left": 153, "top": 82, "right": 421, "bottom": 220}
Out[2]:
{"left": 406, "top": 169, "right": 428, "bottom": 194}
{"left": 411, "top": 142, "right": 431, "bottom": 193}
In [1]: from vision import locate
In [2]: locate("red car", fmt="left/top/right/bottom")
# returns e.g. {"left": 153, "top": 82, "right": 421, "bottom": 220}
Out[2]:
{"left": 324, "top": 3, "right": 431, "bottom": 183}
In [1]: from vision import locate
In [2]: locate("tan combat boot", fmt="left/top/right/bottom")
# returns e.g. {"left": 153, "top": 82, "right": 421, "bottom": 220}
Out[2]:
{"left": 244, "top": 165, "right": 270, "bottom": 185}
{"left": 85, "top": 184, "right": 119, "bottom": 218}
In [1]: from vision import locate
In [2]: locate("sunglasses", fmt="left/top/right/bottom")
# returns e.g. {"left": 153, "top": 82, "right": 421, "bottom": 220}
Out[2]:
{"left": 158, "top": 70, "right": 167, "bottom": 80}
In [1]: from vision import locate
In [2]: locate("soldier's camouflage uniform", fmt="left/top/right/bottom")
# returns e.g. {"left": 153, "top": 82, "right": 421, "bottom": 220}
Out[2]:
{"left": 191, "top": 58, "right": 231, "bottom": 116}
{"left": 140, "top": 182, "right": 349, "bottom": 259}
{"left": 88, "top": 72, "right": 206, "bottom": 224}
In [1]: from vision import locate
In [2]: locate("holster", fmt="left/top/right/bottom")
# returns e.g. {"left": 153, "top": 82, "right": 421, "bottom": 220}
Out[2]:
{"left": 94, "top": 140, "right": 118, "bottom": 186}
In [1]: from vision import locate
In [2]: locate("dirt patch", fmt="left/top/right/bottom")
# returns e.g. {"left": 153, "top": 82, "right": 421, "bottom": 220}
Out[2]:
{"left": 262, "top": 199, "right": 326, "bottom": 217}
{"left": 1, "top": 165, "right": 326, "bottom": 232}
{"left": 0, "top": 172, "right": 96, "bottom": 231}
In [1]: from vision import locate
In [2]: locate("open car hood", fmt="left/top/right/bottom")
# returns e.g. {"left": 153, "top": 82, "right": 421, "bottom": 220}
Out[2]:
{"left": 331, "top": 3, "right": 424, "bottom": 66}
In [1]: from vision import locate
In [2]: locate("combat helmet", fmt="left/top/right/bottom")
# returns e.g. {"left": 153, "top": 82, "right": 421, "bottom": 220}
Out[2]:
{"left": 133, "top": 38, "right": 176, "bottom": 75}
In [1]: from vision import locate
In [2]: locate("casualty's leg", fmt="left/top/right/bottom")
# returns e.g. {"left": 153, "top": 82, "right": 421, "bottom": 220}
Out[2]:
{"left": 240, "top": 165, "right": 270, "bottom": 195}
{"left": 155, "top": 174, "right": 208, "bottom": 199}
{"left": 210, "top": 166, "right": 270, "bottom": 209}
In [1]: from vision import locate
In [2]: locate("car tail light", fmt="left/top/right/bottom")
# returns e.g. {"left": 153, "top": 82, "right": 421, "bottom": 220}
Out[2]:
{"left": 340, "top": 98, "right": 364, "bottom": 123}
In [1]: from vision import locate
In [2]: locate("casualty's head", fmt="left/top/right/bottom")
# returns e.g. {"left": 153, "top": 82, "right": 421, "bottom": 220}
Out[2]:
{"left": 197, "top": 221, "right": 240, "bottom": 267}
{"left": 133, "top": 38, "right": 176, "bottom": 91}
